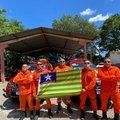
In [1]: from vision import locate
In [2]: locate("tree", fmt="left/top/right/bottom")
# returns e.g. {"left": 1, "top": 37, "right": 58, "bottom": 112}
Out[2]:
{"left": 52, "top": 15, "right": 99, "bottom": 38}
{"left": 52, "top": 15, "right": 100, "bottom": 63}
{"left": 0, "top": 9, "right": 25, "bottom": 36}
{"left": 0, "top": 9, "right": 25, "bottom": 77}
{"left": 99, "top": 14, "right": 120, "bottom": 52}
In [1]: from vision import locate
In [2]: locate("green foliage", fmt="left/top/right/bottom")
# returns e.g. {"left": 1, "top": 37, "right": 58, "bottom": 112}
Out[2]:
{"left": 52, "top": 15, "right": 99, "bottom": 38}
{"left": 0, "top": 9, "right": 25, "bottom": 76}
{"left": 52, "top": 15, "right": 100, "bottom": 63}
{"left": 99, "top": 14, "right": 120, "bottom": 52}
{"left": 0, "top": 9, "right": 25, "bottom": 36}
{"left": 5, "top": 51, "right": 25, "bottom": 71}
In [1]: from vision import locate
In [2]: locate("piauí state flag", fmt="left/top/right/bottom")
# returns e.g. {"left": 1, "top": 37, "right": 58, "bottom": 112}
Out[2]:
{"left": 38, "top": 70, "right": 82, "bottom": 99}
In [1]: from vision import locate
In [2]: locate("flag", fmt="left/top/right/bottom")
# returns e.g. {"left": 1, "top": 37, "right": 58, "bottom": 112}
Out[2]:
{"left": 38, "top": 70, "right": 82, "bottom": 99}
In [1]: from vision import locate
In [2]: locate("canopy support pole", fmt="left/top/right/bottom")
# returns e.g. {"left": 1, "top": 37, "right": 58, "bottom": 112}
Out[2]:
{"left": 79, "top": 41, "right": 87, "bottom": 59}
{"left": 0, "top": 44, "right": 8, "bottom": 82}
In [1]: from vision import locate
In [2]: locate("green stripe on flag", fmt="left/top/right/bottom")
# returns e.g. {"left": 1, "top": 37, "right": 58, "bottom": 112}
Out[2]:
{"left": 38, "top": 92, "right": 81, "bottom": 99}
{"left": 39, "top": 89, "right": 81, "bottom": 96}
{"left": 41, "top": 79, "right": 81, "bottom": 89}
{"left": 57, "top": 70, "right": 80, "bottom": 77}
{"left": 56, "top": 75, "right": 81, "bottom": 81}
{"left": 40, "top": 84, "right": 81, "bottom": 92}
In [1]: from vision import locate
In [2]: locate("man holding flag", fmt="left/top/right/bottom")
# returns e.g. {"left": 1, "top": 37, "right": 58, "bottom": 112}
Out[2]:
{"left": 32, "top": 61, "right": 53, "bottom": 119}
{"left": 79, "top": 60, "right": 98, "bottom": 120}
{"left": 53, "top": 58, "right": 73, "bottom": 114}
{"left": 39, "top": 58, "right": 53, "bottom": 72}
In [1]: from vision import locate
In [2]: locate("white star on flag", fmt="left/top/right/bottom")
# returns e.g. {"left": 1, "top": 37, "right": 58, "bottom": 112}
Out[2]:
{"left": 45, "top": 74, "right": 52, "bottom": 82}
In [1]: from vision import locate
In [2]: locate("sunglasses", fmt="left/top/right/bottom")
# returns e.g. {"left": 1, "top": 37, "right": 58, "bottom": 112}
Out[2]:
{"left": 104, "top": 61, "right": 111, "bottom": 63}
{"left": 37, "top": 64, "right": 42, "bottom": 65}
{"left": 84, "top": 62, "right": 90, "bottom": 64}
{"left": 60, "top": 61, "right": 65, "bottom": 62}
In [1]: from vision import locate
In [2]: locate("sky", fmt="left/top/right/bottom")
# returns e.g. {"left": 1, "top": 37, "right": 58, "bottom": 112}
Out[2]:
{"left": 0, "top": 0, "right": 120, "bottom": 29}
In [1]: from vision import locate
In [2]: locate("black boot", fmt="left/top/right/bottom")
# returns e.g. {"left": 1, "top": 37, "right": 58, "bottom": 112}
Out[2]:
{"left": 48, "top": 109, "right": 53, "bottom": 118}
{"left": 24, "top": 111, "right": 27, "bottom": 117}
{"left": 19, "top": 111, "right": 25, "bottom": 120}
{"left": 80, "top": 110, "right": 85, "bottom": 120}
{"left": 30, "top": 110, "right": 35, "bottom": 120}
{"left": 93, "top": 111, "right": 99, "bottom": 120}
{"left": 114, "top": 113, "right": 119, "bottom": 120}
{"left": 56, "top": 103, "right": 62, "bottom": 114}
{"left": 34, "top": 110, "right": 40, "bottom": 120}
{"left": 67, "top": 104, "right": 73, "bottom": 114}
{"left": 102, "top": 111, "right": 107, "bottom": 120}
{"left": 35, "top": 110, "right": 40, "bottom": 116}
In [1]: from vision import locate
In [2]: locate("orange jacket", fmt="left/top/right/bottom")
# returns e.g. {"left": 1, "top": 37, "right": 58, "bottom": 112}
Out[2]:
{"left": 32, "top": 68, "right": 48, "bottom": 95}
{"left": 81, "top": 67, "right": 96, "bottom": 91}
{"left": 54, "top": 65, "right": 72, "bottom": 72}
{"left": 97, "top": 66, "right": 120, "bottom": 93}
{"left": 13, "top": 70, "right": 33, "bottom": 95}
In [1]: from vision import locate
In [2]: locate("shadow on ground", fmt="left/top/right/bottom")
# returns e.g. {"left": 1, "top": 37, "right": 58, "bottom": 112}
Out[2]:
{"left": 5, "top": 103, "right": 107, "bottom": 120}
{"left": 1, "top": 98, "right": 114, "bottom": 120}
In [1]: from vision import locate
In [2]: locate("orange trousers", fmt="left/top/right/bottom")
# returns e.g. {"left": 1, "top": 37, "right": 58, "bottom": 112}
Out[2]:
{"left": 100, "top": 92, "right": 120, "bottom": 113}
{"left": 57, "top": 96, "right": 71, "bottom": 105}
{"left": 80, "top": 90, "right": 97, "bottom": 110}
{"left": 35, "top": 98, "right": 52, "bottom": 110}
{"left": 19, "top": 94, "right": 33, "bottom": 111}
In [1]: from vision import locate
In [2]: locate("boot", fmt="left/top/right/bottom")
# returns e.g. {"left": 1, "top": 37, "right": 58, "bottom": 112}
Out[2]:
{"left": 56, "top": 103, "right": 62, "bottom": 114}
{"left": 67, "top": 104, "right": 73, "bottom": 114}
{"left": 24, "top": 111, "right": 27, "bottom": 117}
{"left": 93, "top": 111, "right": 99, "bottom": 120}
{"left": 80, "top": 110, "right": 85, "bottom": 120}
{"left": 34, "top": 110, "right": 40, "bottom": 120}
{"left": 101, "top": 111, "right": 107, "bottom": 120}
{"left": 30, "top": 110, "right": 35, "bottom": 120}
{"left": 36, "top": 110, "right": 40, "bottom": 116}
{"left": 19, "top": 111, "right": 25, "bottom": 120}
{"left": 114, "top": 113, "right": 119, "bottom": 120}
{"left": 48, "top": 109, "right": 53, "bottom": 118}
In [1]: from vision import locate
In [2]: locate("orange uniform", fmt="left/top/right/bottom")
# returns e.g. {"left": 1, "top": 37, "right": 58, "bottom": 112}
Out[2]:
{"left": 98, "top": 66, "right": 120, "bottom": 113}
{"left": 54, "top": 65, "right": 72, "bottom": 104}
{"left": 13, "top": 70, "right": 33, "bottom": 111}
{"left": 80, "top": 67, "right": 97, "bottom": 110}
{"left": 32, "top": 68, "right": 52, "bottom": 110}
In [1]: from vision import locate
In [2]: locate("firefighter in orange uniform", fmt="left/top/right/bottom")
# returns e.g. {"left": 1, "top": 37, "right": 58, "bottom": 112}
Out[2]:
{"left": 79, "top": 60, "right": 98, "bottom": 120}
{"left": 13, "top": 64, "right": 34, "bottom": 120}
{"left": 39, "top": 58, "right": 53, "bottom": 72}
{"left": 32, "top": 62, "right": 53, "bottom": 119}
{"left": 54, "top": 58, "right": 73, "bottom": 114}
{"left": 98, "top": 58, "right": 120, "bottom": 120}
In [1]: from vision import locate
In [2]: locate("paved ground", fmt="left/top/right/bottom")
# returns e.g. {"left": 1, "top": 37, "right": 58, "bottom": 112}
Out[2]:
{"left": 0, "top": 82, "right": 116, "bottom": 120}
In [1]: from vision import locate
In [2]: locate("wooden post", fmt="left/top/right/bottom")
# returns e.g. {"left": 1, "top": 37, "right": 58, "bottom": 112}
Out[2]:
{"left": 0, "top": 44, "right": 8, "bottom": 82}
{"left": 79, "top": 41, "right": 87, "bottom": 59}
{"left": 83, "top": 42, "right": 87, "bottom": 59}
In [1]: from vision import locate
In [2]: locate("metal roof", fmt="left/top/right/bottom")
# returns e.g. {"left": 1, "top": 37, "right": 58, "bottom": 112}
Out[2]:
{"left": 0, "top": 27, "right": 95, "bottom": 56}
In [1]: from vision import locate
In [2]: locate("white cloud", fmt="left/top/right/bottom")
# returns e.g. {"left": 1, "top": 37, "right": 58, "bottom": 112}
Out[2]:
{"left": 89, "top": 14, "right": 110, "bottom": 23}
{"left": 80, "top": 8, "right": 95, "bottom": 16}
